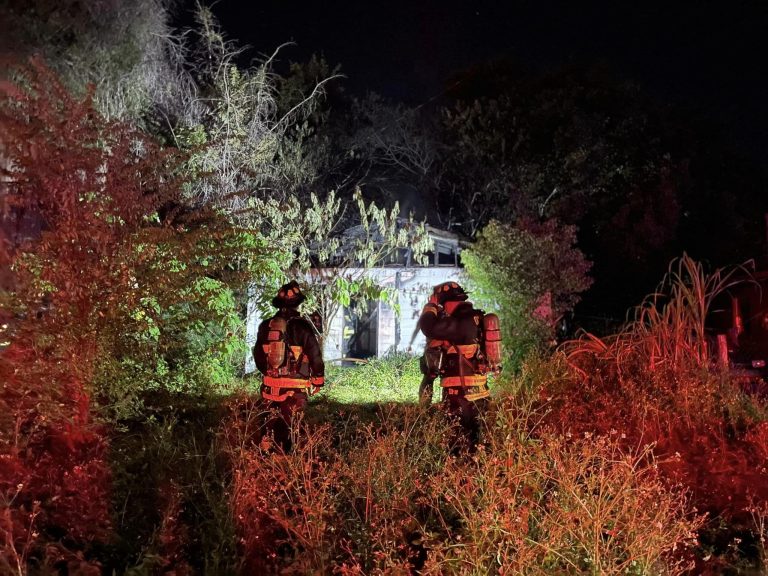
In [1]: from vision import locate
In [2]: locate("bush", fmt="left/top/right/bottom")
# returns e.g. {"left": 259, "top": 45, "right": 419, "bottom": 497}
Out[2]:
{"left": 0, "top": 60, "right": 180, "bottom": 571}
{"left": 551, "top": 255, "right": 768, "bottom": 571}
{"left": 424, "top": 431, "right": 701, "bottom": 575}
{"left": 94, "top": 248, "right": 253, "bottom": 419}
{"left": 463, "top": 219, "right": 592, "bottom": 372}
{"left": 0, "top": 61, "right": 266, "bottom": 570}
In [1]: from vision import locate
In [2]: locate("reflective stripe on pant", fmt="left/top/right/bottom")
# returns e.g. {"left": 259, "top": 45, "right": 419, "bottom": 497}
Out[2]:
{"left": 263, "top": 375, "right": 311, "bottom": 388}
{"left": 440, "top": 374, "right": 490, "bottom": 402}
{"left": 261, "top": 376, "right": 311, "bottom": 402}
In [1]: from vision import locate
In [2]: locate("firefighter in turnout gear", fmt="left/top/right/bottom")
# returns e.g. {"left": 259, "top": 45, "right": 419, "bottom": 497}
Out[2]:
{"left": 418, "top": 282, "right": 502, "bottom": 452}
{"left": 253, "top": 281, "right": 325, "bottom": 452}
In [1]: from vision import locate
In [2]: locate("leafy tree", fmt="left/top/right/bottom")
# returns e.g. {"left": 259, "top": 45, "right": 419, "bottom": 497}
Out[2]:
{"left": 0, "top": 60, "right": 182, "bottom": 565}
{"left": 434, "top": 97, "right": 519, "bottom": 237}
{"left": 246, "top": 189, "right": 431, "bottom": 341}
{"left": 168, "top": 19, "right": 431, "bottom": 336}
{"left": 462, "top": 219, "right": 592, "bottom": 370}
{"left": 0, "top": 60, "right": 274, "bottom": 417}
{"left": 180, "top": 8, "right": 342, "bottom": 214}
{"left": 430, "top": 63, "right": 768, "bottom": 320}
{"left": 2, "top": 0, "right": 197, "bottom": 127}
{"left": 432, "top": 67, "right": 672, "bottom": 239}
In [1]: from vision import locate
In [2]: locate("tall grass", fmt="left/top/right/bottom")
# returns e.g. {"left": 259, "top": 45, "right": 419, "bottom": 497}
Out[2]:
{"left": 223, "top": 390, "right": 701, "bottom": 574}
{"left": 564, "top": 254, "right": 741, "bottom": 375}
{"left": 15, "top": 256, "right": 767, "bottom": 573}
{"left": 552, "top": 254, "right": 768, "bottom": 573}
{"left": 424, "top": 434, "right": 701, "bottom": 575}
{"left": 53, "top": 348, "right": 712, "bottom": 575}
{"left": 106, "top": 398, "right": 240, "bottom": 575}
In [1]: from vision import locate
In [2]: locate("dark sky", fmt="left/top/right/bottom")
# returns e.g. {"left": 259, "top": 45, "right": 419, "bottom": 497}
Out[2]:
{"left": 187, "top": 0, "right": 768, "bottom": 154}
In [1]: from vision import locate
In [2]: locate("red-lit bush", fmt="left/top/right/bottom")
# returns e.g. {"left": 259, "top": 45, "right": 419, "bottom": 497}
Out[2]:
{"left": 0, "top": 58, "right": 283, "bottom": 573}
{"left": 463, "top": 218, "right": 593, "bottom": 371}
{"left": 0, "top": 60, "right": 185, "bottom": 571}
{"left": 548, "top": 256, "right": 768, "bottom": 570}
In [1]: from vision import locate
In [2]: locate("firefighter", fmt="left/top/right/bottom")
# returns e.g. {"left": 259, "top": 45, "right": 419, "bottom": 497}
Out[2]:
{"left": 253, "top": 281, "right": 324, "bottom": 452}
{"left": 418, "top": 282, "right": 503, "bottom": 452}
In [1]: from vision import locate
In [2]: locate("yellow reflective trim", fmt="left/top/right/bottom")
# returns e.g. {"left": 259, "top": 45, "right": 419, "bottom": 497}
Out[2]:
{"left": 465, "top": 388, "right": 491, "bottom": 401}
{"left": 440, "top": 374, "right": 488, "bottom": 388}
{"left": 263, "top": 376, "right": 311, "bottom": 388}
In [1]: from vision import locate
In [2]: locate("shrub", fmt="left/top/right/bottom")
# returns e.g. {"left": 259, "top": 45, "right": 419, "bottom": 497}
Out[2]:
{"left": 0, "top": 61, "right": 266, "bottom": 571}
{"left": 551, "top": 255, "right": 768, "bottom": 570}
{"left": 463, "top": 218, "right": 592, "bottom": 372}
{"left": 93, "top": 235, "right": 256, "bottom": 419}
{"left": 0, "top": 59, "right": 179, "bottom": 571}
{"left": 424, "top": 433, "right": 701, "bottom": 575}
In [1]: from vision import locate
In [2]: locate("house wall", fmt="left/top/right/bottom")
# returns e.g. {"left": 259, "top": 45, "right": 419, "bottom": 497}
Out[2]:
{"left": 244, "top": 289, "right": 260, "bottom": 374}
{"left": 244, "top": 266, "right": 464, "bottom": 372}
{"left": 317, "top": 266, "right": 465, "bottom": 362}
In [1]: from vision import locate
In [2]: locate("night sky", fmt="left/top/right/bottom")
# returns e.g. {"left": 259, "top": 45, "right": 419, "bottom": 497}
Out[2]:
{"left": 194, "top": 0, "right": 768, "bottom": 156}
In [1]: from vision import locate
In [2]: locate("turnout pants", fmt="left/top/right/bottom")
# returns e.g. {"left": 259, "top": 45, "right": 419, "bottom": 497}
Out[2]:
{"left": 263, "top": 391, "right": 308, "bottom": 453}
{"left": 442, "top": 387, "right": 488, "bottom": 454}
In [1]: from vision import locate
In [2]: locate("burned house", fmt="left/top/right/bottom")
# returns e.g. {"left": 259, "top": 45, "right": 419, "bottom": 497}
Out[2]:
{"left": 245, "top": 225, "right": 464, "bottom": 371}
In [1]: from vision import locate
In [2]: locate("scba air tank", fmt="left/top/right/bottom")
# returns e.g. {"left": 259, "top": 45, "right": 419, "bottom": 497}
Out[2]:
{"left": 265, "top": 317, "right": 287, "bottom": 370}
{"left": 482, "top": 313, "right": 503, "bottom": 369}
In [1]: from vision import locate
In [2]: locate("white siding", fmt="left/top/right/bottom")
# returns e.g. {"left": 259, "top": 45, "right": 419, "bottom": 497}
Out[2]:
{"left": 324, "top": 306, "right": 344, "bottom": 362}
{"left": 243, "top": 266, "right": 465, "bottom": 371}
{"left": 244, "top": 288, "right": 260, "bottom": 374}
{"left": 317, "top": 267, "right": 463, "bottom": 362}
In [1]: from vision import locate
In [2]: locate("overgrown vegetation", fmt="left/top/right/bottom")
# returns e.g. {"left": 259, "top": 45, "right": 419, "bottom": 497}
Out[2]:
{"left": 553, "top": 255, "right": 768, "bottom": 574}
{"left": 3, "top": 0, "right": 197, "bottom": 126}
{"left": 226, "top": 395, "right": 701, "bottom": 575}
{"left": 462, "top": 218, "right": 593, "bottom": 370}
{"left": 2, "top": 3, "right": 768, "bottom": 573}
{"left": 0, "top": 49, "right": 429, "bottom": 574}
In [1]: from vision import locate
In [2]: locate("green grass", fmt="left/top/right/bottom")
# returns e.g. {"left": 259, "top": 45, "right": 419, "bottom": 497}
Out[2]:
{"left": 319, "top": 352, "right": 423, "bottom": 404}
{"left": 315, "top": 351, "right": 512, "bottom": 408}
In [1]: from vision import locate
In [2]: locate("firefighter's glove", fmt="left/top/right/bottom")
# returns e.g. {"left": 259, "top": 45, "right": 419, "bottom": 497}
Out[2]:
{"left": 310, "top": 376, "right": 325, "bottom": 396}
